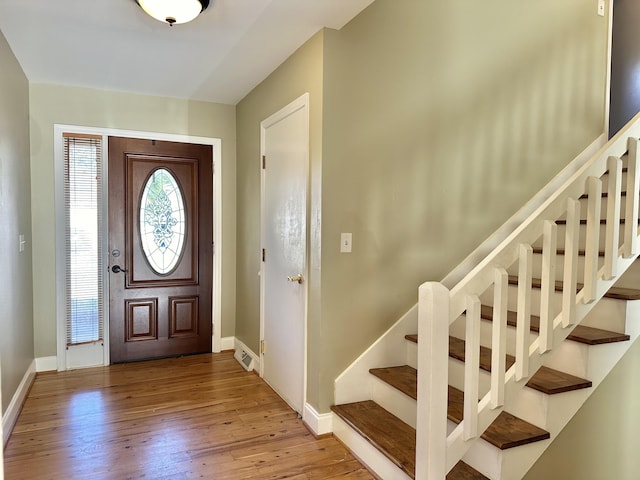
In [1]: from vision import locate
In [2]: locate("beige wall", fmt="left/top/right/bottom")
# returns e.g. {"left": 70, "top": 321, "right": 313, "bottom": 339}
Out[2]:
{"left": 29, "top": 84, "right": 237, "bottom": 358}
{"left": 315, "top": 0, "right": 608, "bottom": 411}
{"left": 236, "top": 0, "right": 609, "bottom": 413}
{"left": 235, "top": 29, "right": 325, "bottom": 408}
{"left": 524, "top": 336, "right": 640, "bottom": 479}
{"left": 0, "top": 31, "right": 34, "bottom": 413}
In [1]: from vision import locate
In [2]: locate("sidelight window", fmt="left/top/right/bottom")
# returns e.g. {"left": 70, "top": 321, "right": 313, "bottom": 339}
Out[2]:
{"left": 63, "top": 134, "right": 104, "bottom": 345}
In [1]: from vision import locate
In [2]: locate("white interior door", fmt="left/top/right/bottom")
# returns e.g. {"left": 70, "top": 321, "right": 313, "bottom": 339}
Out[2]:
{"left": 260, "top": 93, "right": 309, "bottom": 414}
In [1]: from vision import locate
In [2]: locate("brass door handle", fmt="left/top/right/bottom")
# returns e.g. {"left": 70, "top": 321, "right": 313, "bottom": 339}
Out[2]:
{"left": 287, "top": 274, "right": 304, "bottom": 284}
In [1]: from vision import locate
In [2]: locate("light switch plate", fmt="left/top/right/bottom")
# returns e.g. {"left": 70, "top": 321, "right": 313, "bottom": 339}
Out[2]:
{"left": 597, "top": 0, "right": 605, "bottom": 16}
{"left": 340, "top": 233, "right": 352, "bottom": 253}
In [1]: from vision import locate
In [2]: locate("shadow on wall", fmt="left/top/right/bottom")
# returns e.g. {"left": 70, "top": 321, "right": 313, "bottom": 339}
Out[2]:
{"left": 406, "top": 18, "right": 603, "bottom": 275}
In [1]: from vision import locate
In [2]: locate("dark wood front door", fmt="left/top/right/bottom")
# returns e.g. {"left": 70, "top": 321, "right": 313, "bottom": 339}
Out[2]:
{"left": 108, "top": 137, "right": 212, "bottom": 363}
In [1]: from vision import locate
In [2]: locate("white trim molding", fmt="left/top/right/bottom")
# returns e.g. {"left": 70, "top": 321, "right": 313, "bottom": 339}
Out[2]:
{"left": 53, "top": 124, "right": 223, "bottom": 368}
{"left": 2, "top": 360, "right": 36, "bottom": 447}
{"left": 35, "top": 356, "right": 57, "bottom": 372}
{"left": 303, "top": 403, "right": 333, "bottom": 436}
{"left": 221, "top": 336, "right": 235, "bottom": 351}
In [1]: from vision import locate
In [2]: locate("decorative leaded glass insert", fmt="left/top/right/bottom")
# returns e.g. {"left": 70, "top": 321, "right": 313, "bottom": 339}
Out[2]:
{"left": 139, "top": 168, "right": 186, "bottom": 274}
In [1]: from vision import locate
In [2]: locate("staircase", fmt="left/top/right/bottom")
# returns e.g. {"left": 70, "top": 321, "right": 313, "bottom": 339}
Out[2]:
{"left": 331, "top": 116, "right": 640, "bottom": 479}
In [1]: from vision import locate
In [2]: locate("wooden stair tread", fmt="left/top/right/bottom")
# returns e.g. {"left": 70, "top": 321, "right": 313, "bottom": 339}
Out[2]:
{"left": 378, "top": 361, "right": 591, "bottom": 397}
{"left": 332, "top": 400, "right": 489, "bottom": 479}
{"left": 447, "top": 459, "right": 490, "bottom": 480}
{"left": 332, "top": 401, "right": 415, "bottom": 477}
{"left": 479, "top": 305, "right": 630, "bottom": 345}
{"left": 449, "top": 337, "right": 591, "bottom": 394}
{"left": 525, "top": 366, "right": 592, "bottom": 394}
{"left": 579, "top": 190, "right": 627, "bottom": 199}
{"left": 568, "top": 325, "right": 630, "bottom": 344}
{"left": 555, "top": 218, "right": 634, "bottom": 225}
{"left": 447, "top": 386, "right": 550, "bottom": 449}
{"left": 507, "top": 275, "right": 640, "bottom": 301}
{"left": 531, "top": 246, "right": 604, "bottom": 257}
{"left": 370, "top": 365, "right": 417, "bottom": 399}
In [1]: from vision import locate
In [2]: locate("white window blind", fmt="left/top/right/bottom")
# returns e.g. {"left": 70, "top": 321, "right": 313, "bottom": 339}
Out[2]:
{"left": 64, "top": 134, "right": 104, "bottom": 345}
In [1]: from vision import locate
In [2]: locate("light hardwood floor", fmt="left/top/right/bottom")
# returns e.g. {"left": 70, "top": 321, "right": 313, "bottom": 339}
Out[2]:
{"left": 3, "top": 352, "right": 373, "bottom": 479}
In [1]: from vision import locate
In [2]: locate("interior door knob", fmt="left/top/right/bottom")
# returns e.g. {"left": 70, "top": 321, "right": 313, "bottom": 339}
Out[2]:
{"left": 287, "top": 274, "right": 304, "bottom": 284}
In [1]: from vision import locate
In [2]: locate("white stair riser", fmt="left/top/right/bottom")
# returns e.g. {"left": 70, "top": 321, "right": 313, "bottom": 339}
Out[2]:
{"left": 506, "top": 252, "right": 602, "bottom": 285}
{"left": 448, "top": 355, "right": 491, "bottom": 398}
{"left": 464, "top": 437, "right": 551, "bottom": 480}
{"left": 409, "top": 333, "right": 591, "bottom": 407}
{"left": 332, "top": 414, "right": 413, "bottom": 480}
{"left": 530, "top": 222, "right": 630, "bottom": 252}
{"left": 508, "top": 254, "right": 640, "bottom": 290}
{"left": 597, "top": 170, "right": 628, "bottom": 194}
{"left": 450, "top": 314, "right": 538, "bottom": 357}
{"left": 557, "top": 195, "right": 630, "bottom": 221}
{"left": 370, "top": 376, "right": 417, "bottom": 428}
{"left": 454, "top": 421, "right": 553, "bottom": 480}
{"left": 479, "top": 285, "right": 628, "bottom": 333}
{"left": 506, "top": 383, "right": 591, "bottom": 431}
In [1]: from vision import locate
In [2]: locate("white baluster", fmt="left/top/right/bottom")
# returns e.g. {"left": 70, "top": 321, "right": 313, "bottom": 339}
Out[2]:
{"left": 491, "top": 268, "right": 508, "bottom": 408}
{"left": 540, "top": 221, "right": 557, "bottom": 353}
{"left": 464, "top": 295, "right": 481, "bottom": 440}
{"left": 562, "top": 198, "right": 580, "bottom": 327}
{"left": 416, "top": 282, "right": 450, "bottom": 480}
{"left": 516, "top": 244, "right": 532, "bottom": 381}
{"left": 624, "top": 137, "right": 639, "bottom": 258}
{"left": 604, "top": 156, "right": 622, "bottom": 279}
{"left": 584, "top": 176, "right": 602, "bottom": 303}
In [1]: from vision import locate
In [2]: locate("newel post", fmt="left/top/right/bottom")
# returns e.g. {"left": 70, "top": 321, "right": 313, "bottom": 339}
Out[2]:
{"left": 415, "top": 282, "right": 450, "bottom": 480}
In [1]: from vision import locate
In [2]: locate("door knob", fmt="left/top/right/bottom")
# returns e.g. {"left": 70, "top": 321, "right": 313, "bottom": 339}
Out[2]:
{"left": 111, "top": 265, "right": 127, "bottom": 274}
{"left": 287, "top": 274, "right": 304, "bottom": 284}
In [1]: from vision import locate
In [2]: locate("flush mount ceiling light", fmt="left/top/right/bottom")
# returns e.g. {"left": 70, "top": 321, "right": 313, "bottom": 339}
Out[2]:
{"left": 136, "top": 0, "right": 210, "bottom": 26}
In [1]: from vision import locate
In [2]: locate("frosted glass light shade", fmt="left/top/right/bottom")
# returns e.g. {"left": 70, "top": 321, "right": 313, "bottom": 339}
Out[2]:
{"left": 137, "top": 0, "right": 208, "bottom": 25}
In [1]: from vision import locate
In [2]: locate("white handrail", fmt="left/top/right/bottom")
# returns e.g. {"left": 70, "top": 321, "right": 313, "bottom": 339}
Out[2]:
{"left": 416, "top": 113, "right": 640, "bottom": 479}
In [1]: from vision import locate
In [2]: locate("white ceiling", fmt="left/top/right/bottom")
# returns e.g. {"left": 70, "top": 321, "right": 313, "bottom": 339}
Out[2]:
{"left": 0, "top": 0, "right": 373, "bottom": 105}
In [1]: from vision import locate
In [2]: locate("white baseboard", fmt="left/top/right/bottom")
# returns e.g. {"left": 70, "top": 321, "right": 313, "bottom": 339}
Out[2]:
{"left": 303, "top": 403, "right": 333, "bottom": 436}
{"left": 233, "top": 337, "right": 260, "bottom": 372}
{"left": 220, "top": 336, "right": 235, "bottom": 351}
{"left": 3, "top": 360, "right": 36, "bottom": 447}
{"left": 35, "top": 356, "right": 57, "bottom": 372}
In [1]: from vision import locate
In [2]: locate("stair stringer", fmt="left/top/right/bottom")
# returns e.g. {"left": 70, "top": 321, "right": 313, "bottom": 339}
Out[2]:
{"left": 440, "top": 253, "right": 640, "bottom": 479}
{"left": 462, "top": 299, "right": 640, "bottom": 480}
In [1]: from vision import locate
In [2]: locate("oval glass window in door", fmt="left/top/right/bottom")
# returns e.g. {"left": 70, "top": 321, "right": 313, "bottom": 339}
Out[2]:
{"left": 139, "top": 168, "right": 186, "bottom": 275}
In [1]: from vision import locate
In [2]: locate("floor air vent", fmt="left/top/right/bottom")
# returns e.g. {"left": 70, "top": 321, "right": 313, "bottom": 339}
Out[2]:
{"left": 234, "top": 348, "right": 254, "bottom": 371}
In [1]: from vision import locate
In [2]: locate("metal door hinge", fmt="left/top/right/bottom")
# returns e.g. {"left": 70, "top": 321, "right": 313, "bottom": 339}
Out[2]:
{"left": 262, "top": 248, "right": 266, "bottom": 262}
{"left": 260, "top": 340, "right": 265, "bottom": 354}
{"left": 262, "top": 155, "right": 266, "bottom": 169}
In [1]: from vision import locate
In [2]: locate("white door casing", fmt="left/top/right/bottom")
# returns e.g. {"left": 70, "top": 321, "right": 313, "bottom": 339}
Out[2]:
{"left": 260, "top": 93, "right": 309, "bottom": 414}
{"left": 54, "top": 125, "right": 223, "bottom": 370}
